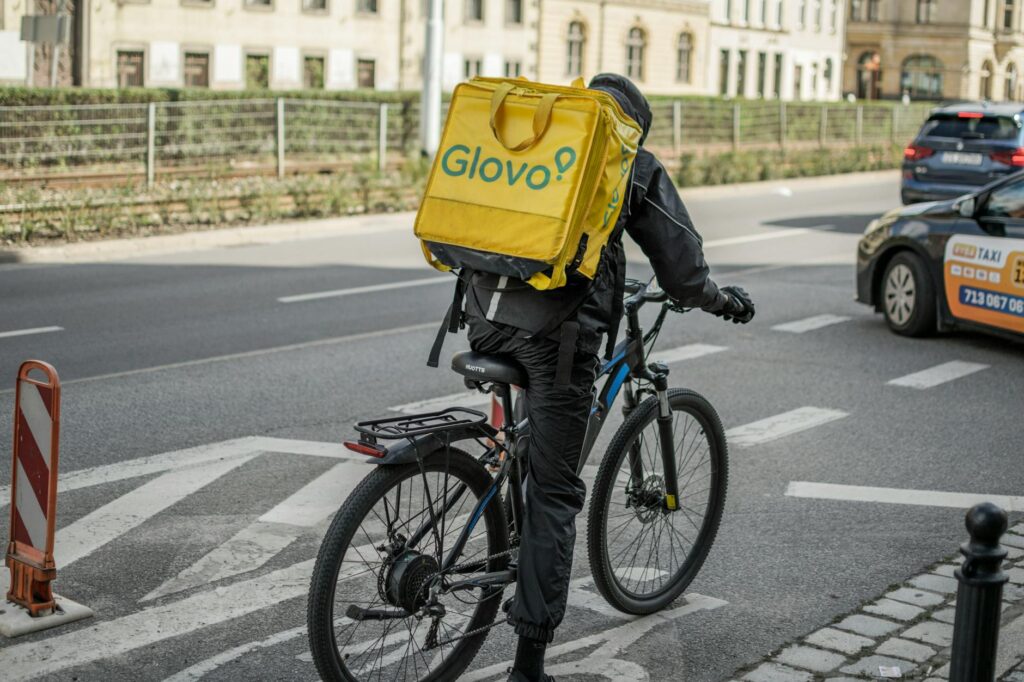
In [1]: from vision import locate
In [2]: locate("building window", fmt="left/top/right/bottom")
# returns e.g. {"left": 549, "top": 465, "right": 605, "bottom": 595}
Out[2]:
{"left": 506, "top": 0, "right": 522, "bottom": 23}
{"left": 829, "top": 0, "right": 837, "bottom": 29}
{"left": 761, "top": 0, "right": 769, "bottom": 23}
{"left": 916, "top": 0, "right": 936, "bottom": 23}
{"left": 720, "top": 49, "right": 730, "bottom": 95}
{"left": 1007, "top": 63, "right": 1019, "bottom": 101}
{"left": 857, "top": 51, "right": 881, "bottom": 99}
{"left": 465, "top": 0, "right": 483, "bottom": 22}
{"left": 303, "top": 0, "right": 327, "bottom": 10}
{"left": 357, "top": 0, "right": 377, "bottom": 12}
{"left": 850, "top": 0, "right": 862, "bottom": 20}
{"left": 1004, "top": 0, "right": 1015, "bottom": 28}
{"left": 824, "top": 57, "right": 833, "bottom": 95}
{"left": 901, "top": 54, "right": 943, "bottom": 99}
{"left": 814, "top": 0, "right": 822, "bottom": 28}
{"left": 183, "top": 52, "right": 209, "bottom": 88}
{"left": 866, "top": 0, "right": 879, "bottom": 20}
{"left": 464, "top": 57, "right": 482, "bottom": 79}
{"left": 725, "top": 0, "right": 733, "bottom": 22}
{"left": 757, "top": 52, "right": 767, "bottom": 97}
{"left": 773, "top": 53, "right": 783, "bottom": 97}
{"left": 358, "top": 58, "right": 376, "bottom": 88}
{"left": 794, "top": 65, "right": 804, "bottom": 99}
{"left": 504, "top": 59, "right": 522, "bottom": 77}
{"left": 304, "top": 56, "right": 325, "bottom": 89}
{"left": 566, "top": 21, "right": 585, "bottom": 76}
{"left": 676, "top": 33, "right": 693, "bottom": 82}
{"left": 776, "top": 0, "right": 784, "bottom": 25}
{"left": 736, "top": 49, "right": 748, "bottom": 96}
{"left": 116, "top": 50, "right": 144, "bottom": 88}
{"left": 741, "top": 0, "right": 750, "bottom": 22}
{"left": 983, "top": 0, "right": 991, "bottom": 27}
{"left": 798, "top": 0, "right": 806, "bottom": 26}
{"left": 810, "top": 63, "right": 818, "bottom": 97}
{"left": 245, "top": 54, "right": 269, "bottom": 89}
{"left": 625, "top": 27, "right": 646, "bottom": 81}
{"left": 245, "top": 0, "right": 272, "bottom": 8}
{"left": 980, "top": 59, "right": 994, "bottom": 99}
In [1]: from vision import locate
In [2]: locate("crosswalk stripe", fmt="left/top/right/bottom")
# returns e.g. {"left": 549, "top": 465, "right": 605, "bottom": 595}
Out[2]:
{"left": 389, "top": 390, "right": 492, "bottom": 414}
{"left": 726, "top": 407, "right": 849, "bottom": 447}
{"left": 786, "top": 481, "right": 1024, "bottom": 511}
{"left": 771, "top": 314, "right": 851, "bottom": 333}
{"left": 650, "top": 343, "right": 727, "bottom": 364}
{"left": 55, "top": 455, "right": 256, "bottom": 568}
{"left": 887, "top": 360, "right": 989, "bottom": 389}
{"left": 144, "top": 461, "right": 368, "bottom": 601}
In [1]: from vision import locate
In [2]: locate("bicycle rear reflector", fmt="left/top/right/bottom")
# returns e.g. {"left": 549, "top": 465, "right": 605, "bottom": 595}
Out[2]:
{"left": 344, "top": 440, "right": 387, "bottom": 458}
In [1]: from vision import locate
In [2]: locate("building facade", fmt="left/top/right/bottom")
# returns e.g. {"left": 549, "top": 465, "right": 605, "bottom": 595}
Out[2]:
{"left": 709, "top": 0, "right": 845, "bottom": 100}
{"left": 844, "top": 0, "right": 1024, "bottom": 102}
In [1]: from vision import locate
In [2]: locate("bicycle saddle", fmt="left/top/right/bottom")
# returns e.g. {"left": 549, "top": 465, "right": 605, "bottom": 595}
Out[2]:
{"left": 451, "top": 351, "right": 528, "bottom": 388}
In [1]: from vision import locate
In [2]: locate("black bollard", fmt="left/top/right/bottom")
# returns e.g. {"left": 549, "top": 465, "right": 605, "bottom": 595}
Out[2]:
{"left": 949, "top": 502, "right": 1009, "bottom": 682}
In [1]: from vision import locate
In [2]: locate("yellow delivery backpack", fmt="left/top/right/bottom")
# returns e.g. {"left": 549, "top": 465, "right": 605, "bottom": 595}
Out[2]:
{"left": 414, "top": 77, "right": 643, "bottom": 291}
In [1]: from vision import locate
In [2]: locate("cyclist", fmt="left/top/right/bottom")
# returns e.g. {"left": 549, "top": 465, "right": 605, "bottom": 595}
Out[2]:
{"left": 462, "top": 73, "right": 755, "bottom": 682}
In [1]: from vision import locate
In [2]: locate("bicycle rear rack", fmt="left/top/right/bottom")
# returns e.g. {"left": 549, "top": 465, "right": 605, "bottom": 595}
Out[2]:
{"left": 354, "top": 407, "right": 489, "bottom": 440}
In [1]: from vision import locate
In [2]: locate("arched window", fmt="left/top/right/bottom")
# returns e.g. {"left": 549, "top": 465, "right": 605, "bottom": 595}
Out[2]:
{"left": 626, "top": 27, "right": 646, "bottom": 81}
{"left": 1006, "top": 63, "right": 1018, "bottom": 101}
{"left": 901, "top": 54, "right": 944, "bottom": 99}
{"left": 981, "top": 59, "right": 994, "bottom": 99}
{"left": 566, "top": 21, "right": 585, "bottom": 76}
{"left": 857, "top": 51, "right": 882, "bottom": 99}
{"left": 677, "top": 33, "right": 693, "bottom": 83}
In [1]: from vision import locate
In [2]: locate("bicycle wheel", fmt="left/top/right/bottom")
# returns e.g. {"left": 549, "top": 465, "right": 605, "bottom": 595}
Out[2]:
{"left": 308, "top": 446, "right": 509, "bottom": 682}
{"left": 587, "top": 389, "right": 727, "bottom": 615}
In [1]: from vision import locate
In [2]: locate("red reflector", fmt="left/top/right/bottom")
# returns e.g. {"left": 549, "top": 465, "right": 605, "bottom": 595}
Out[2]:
{"left": 344, "top": 440, "right": 387, "bottom": 457}
{"left": 904, "top": 144, "right": 934, "bottom": 161}
{"left": 958, "top": 112, "right": 984, "bottom": 118}
{"left": 990, "top": 148, "right": 1024, "bottom": 167}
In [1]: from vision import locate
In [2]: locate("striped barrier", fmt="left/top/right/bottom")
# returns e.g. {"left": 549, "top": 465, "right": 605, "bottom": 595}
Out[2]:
{"left": 6, "top": 360, "right": 61, "bottom": 617}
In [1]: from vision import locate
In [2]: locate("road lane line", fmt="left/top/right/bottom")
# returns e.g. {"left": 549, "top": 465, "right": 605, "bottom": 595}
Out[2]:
{"left": 0, "top": 321, "right": 437, "bottom": 395}
{"left": 144, "top": 461, "right": 367, "bottom": 601}
{"left": 772, "top": 314, "right": 851, "bottom": 333}
{"left": 726, "top": 407, "right": 849, "bottom": 448}
{"left": 0, "top": 325, "right": 62, "bottom": 340}
{"left": 650, "top": 343, "right": 727, "bottom": 364}
{"left": 390, "top": 390, "right": 492, "bottom": 414}
{"left": 703, "top": 228, "right": 814, "bottom": 249}
{"left": 887, "top": 361, "right": 989, "bottom": 389}
{"left": 278, "top": 276, "right": 452, "bottom": 303}
{"left": 54, "top": 456, "right": 256, "bottom": 568}
{"left": 786, "top": 481, "right": 1024, "bottom": 511}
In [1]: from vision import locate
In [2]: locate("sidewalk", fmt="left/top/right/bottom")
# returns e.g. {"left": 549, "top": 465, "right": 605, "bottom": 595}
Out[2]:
{"left": 733, "top": 522, "right": 1024, "bottom": 681}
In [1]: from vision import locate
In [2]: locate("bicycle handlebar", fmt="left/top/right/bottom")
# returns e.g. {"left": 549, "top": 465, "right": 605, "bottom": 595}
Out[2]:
{"left": 623, "top": 277, "right": 670, "bottom": 310}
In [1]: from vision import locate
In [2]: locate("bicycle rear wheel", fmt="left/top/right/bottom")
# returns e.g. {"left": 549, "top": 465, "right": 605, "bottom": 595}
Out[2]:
{"left": 586, "top": 389, "right": 727, "bottom": 615}
{"left": 308, "top": 447, "right": 509, "bottom": 682}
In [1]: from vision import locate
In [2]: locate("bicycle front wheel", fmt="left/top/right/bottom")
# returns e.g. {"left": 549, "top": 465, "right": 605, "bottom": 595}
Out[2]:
{"left": 587, "top": 389, "right": 728, "bottom": 615}
{"left": 308, "top": 447, "right": 509, "bottom": 682}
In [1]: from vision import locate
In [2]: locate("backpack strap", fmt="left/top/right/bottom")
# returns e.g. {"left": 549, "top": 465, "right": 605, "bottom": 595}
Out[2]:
{"left": 427, "top": 273, "right": 467, "bottom": 368}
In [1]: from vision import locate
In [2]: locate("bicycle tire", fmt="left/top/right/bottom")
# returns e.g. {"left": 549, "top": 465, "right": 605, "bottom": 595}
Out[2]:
{"left": 586, "top": 389, "right": 728, "bottom": 615}
{"left": 308, "top": 447, "right": 509, "bottom": 682}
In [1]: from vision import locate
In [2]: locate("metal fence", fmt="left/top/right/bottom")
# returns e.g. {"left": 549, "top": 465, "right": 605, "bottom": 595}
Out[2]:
{"left": 0, "top": 97, "right": 934, "bottom": 185}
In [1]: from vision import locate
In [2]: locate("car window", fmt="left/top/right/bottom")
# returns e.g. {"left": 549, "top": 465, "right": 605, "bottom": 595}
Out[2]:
{"left": 983, "top": 179, "right": 1024, "bottom": 219}
{"left": 920, "top": 115, "right": 1020, "bottom": 141}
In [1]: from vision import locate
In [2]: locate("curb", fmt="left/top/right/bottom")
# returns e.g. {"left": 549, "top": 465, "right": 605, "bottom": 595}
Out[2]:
{"left": 0, "top": 170, "right": 899, "bottom": 266}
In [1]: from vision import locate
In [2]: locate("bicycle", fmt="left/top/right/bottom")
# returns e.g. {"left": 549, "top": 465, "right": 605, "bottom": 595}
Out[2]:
{"left": 307, "top": 276, "right": 729, "bottom": 682}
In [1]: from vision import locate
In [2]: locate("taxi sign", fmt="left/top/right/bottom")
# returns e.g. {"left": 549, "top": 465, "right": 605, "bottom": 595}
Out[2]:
{"left": 944, "top": 234, "right": 1024, "bottom": 334}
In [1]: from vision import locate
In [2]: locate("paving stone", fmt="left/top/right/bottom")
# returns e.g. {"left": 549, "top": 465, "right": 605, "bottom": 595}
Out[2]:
{"left": 933, "top": 662, "right": 950, "bottom": 678}
{"left": 840, "top": 654, "right": 916, "bottom": 677}
{"left": 876, "top": 637, "right": 936, "bottom": 663}
{"left": 902, "top": 620, "right": 954, "bottom": 647}
{"left": 742, "top": 662, "right": 813, "bottom": 682}
{"left": 1003, "top": 672, "right": 1024, "bottom": 682}
{"left": 864, "top": 598, "right": 926, "bottom": 622}
{"left": 1006, "top": 584, "right": 1024, "bottom": 602}
{"left": 933, "top": 564, "right": 957, "bottom": 577}
{"left": 909, "top": 573, "right": 959, "bottom": 595}
{"left": 833, "top": 613, "right": 901, "bottom": 637}
{"left": 1002, "top": 534, "right": 1024, "bottom": 549}
{"left": 1006, "top": 545, "right": 1024, "bottom": 560}
{"left": 1007, "top": 567, "right": 1024, "bottom": 585}
{"left": 886, "top": 587, "right": 946, "bottom": 608}
{"left": 806, "top": 627, "right": 876, "bottom": 656}
{"left": 932, "top": 607, "right": 956, "bottom": 624}
{"left": 776, "top": 645, "right": 847, "bottom": 673}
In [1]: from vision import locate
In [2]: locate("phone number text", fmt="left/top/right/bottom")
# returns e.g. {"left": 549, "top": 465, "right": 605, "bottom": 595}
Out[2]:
{"left": 959, "top": 286, "right": 1024, "bottom": 317}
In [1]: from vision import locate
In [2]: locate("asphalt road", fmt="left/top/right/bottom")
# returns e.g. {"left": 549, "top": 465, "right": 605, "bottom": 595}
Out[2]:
{"left": 0, "top": 171, "right": 1021, "bottom": 681}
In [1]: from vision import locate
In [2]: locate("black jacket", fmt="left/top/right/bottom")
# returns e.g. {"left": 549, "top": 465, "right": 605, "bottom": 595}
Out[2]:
{"left": 465, "top": 75, "right": 724, "bottom": 355}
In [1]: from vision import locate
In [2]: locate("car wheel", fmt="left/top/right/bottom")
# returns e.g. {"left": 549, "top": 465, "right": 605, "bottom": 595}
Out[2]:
{"left": 881, "top": 252, "right": 936, "bottom": 337}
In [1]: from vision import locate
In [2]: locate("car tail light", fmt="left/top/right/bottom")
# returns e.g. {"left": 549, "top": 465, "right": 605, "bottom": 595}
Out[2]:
{"left": 344, "top": 440, "right": 387, "bottom": 457}
{"left": 904, "top": 144, "right": 934, "bottom": 161}
{"left": 990, "top": 148, "right": 1024, "bottom": 166}
{"left": 958, "top": 111, "right": 984, "bottom": 119}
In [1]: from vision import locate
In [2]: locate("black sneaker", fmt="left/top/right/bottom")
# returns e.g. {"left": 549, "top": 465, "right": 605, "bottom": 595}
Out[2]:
{"left": 506, "top": 670, "right": 555, "bottom": 682}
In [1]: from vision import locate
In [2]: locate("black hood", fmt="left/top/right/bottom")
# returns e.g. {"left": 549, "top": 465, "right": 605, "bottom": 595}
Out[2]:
{"left": 588, "top": 73, "right": 652, "bottom": 144}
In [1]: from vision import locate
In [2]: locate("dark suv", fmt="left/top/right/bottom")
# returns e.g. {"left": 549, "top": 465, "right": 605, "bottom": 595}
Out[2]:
{"left": 901, "top": 103, "right": 1024, "bottom": 204}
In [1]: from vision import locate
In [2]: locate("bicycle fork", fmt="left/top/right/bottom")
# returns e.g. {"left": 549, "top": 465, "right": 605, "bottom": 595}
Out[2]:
{"left": 651, "top": 365, "right": 680, "bottom": 511}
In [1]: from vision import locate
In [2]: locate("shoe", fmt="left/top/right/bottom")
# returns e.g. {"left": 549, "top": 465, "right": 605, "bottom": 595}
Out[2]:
{"left": 506, "top": 671, "right": 555, "bottom": 682}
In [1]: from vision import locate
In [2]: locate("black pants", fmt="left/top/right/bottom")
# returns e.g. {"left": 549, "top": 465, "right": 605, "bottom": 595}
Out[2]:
{"left": 466, "top": 314, "right": 598, "bottom": 643}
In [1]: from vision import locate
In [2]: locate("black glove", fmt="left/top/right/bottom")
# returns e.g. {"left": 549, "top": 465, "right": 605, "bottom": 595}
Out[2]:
{"left": 709, "top": 286, "right": 755, "bottom": 324}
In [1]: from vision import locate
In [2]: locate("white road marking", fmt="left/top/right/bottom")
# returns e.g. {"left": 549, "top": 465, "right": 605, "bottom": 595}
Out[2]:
{"left": 389, "top": 390, "right": 492, "bottom": 414}
{"left": 772, "top": 314, "right": 851, "bottom": 334}
{"left": 54, "top": 455, "right": 256, "bottom": 568}
{"left": 887, "top": 361, "right": 989, "bottom": 389}
{"left": 786, "top": 481, "right": 1024, "bottom": 512}
{"left": 278, "top": 276, "right": 452, "bottom": 303}
{"left": 0, "top": 325, "right": 62, "bottom": 340}
{"left": 162, "top": 624, "right": 308, "bottom": 682}
{"left": 703, "top": 227, "right": 813, "bottom": 249}
{"left": 726, "top": 407, "right": 849, "bottom": 448}
{"left": 649, "top": 344, "right": 727, "bottom": 364}
{"left": 145, "top": 461, "right": 366, "bottom": 601}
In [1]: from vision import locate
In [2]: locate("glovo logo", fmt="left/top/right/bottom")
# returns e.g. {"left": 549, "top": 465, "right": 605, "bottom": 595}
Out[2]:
{"left": 440, "top": 145, "right": 577, "bottom": 190}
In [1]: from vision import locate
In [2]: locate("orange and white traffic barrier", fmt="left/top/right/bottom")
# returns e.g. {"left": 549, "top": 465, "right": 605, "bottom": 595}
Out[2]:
{"left": 6, "top": 360, "right": 61, "bottom": 617}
